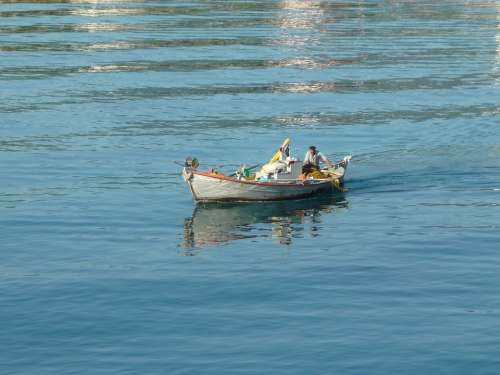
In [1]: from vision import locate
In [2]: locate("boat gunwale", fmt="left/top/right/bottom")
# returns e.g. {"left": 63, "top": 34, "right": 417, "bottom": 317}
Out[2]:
{"left": 192, "top": 170, "right": 337, "bottom": 188}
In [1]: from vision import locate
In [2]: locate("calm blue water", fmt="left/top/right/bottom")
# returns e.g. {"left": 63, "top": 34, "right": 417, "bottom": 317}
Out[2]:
{"left": 1, "top": 1, "right": 500, "bottom": 374}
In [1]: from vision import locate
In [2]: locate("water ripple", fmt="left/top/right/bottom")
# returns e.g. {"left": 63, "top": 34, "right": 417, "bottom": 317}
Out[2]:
{"left": 0, "top": 58, "right": 361, "bottom": 79}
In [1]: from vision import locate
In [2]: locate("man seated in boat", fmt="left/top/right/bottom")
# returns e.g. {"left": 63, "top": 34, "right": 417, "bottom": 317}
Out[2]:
{"left": 301, "top": 146, "right": 333, "bottom": 178}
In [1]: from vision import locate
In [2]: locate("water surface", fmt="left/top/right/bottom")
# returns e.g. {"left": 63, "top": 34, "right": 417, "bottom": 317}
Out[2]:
{"left": 1, "top": 1, "right": 500, "bottom": 374}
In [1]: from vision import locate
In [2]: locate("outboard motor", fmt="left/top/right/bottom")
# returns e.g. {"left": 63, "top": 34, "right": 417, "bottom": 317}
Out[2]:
{"left": 184, "top": 156, "right": 199, "bottom": 169}
{"left": 182, "top": 156, "right": 199, "bottom": 182}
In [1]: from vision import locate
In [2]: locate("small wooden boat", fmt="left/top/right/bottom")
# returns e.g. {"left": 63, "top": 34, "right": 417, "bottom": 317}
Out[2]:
{"left": 182, "top": 140, "right": 351, "bottom": 202}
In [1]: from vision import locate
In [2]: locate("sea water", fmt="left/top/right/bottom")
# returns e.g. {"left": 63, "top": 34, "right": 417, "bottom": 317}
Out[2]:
{"left": 1, "top": 1, "right": 499, "bottom": 374}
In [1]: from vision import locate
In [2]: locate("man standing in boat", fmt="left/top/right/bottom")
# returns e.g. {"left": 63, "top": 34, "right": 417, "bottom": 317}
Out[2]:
{"left": 302, "top": 146, "right": 333, "bottom": 176}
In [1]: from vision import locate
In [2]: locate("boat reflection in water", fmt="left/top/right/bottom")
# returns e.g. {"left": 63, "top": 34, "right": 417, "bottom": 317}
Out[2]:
{"left": 182, "top": 193, "right": 347, "bottom": 250}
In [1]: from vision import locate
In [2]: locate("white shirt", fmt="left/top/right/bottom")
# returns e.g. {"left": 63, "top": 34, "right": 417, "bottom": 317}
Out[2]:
{"left": 303, "top": 150, "right": 328, "bottom": 166}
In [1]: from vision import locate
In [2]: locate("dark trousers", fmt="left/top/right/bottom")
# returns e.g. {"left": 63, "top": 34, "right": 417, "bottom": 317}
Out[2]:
{"left": 302, "top": 164, "right": 318, "bottom": 175}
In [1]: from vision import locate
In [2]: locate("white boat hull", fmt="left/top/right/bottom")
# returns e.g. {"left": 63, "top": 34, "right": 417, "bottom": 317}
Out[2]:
{"left": 185, "top": 172, "right": 332, "bottom": 202}
{"left": 182, "top": 156, "right": 350, "bottom": 202}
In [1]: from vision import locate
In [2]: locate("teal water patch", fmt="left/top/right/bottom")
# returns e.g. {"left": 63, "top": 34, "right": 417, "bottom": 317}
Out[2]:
{"left": 1, "top": 1, "right": 499, "bottom": 374}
